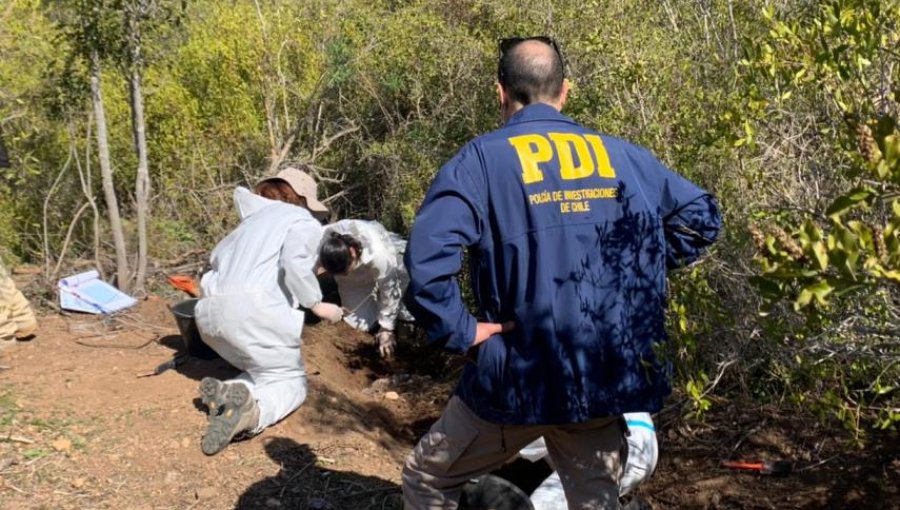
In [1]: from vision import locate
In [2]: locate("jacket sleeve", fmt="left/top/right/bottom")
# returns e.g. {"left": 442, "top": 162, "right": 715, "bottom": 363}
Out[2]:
{"left": 403, "top": 145, "right": 485, "bottom": 353}
{"left": 634, "top": 147, "right": 721, "bottom": 269}
{"left": 281, "top": 220, "right": 324, "bottom": 309}
{"left": 663, "top": 192, "right": 721, "bottom": 269}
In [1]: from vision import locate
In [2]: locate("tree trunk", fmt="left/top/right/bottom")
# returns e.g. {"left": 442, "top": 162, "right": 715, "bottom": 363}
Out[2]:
{"left": 127, "top": 6, "right": 150, "bottom": 293}
{"left": 90, "top": 49, "right": 130, "bottom": 290}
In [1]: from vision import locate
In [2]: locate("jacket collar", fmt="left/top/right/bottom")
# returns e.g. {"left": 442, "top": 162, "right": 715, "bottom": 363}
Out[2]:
{"left": 504, "top": 103, "right": 578, "bottom": 127}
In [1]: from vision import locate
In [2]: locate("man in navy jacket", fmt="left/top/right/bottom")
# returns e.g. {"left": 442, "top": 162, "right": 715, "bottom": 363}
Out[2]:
{"left": 402, "top": 37, "right": 720, "bottom": 509}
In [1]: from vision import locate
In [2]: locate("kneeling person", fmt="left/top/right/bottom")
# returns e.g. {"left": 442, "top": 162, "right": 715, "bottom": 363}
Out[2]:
{"left": 194, "top": 168, "right": 344, "bottom": 455}
{"left": 318, "top": 219, "right": 411, "bottom": 358}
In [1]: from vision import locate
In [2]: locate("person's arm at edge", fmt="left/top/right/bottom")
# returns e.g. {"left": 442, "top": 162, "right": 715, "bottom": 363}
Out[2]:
{"left": 403, "top": 146, "right": 501, "bottom": 353}
{"left": 664, "top": 193, "right": 721, "bottom": 270}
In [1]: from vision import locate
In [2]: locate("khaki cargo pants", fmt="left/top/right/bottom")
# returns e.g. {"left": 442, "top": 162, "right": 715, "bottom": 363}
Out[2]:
{"left": 0, "top": 262, "right": 36, "bottom": 342}
{"left": 402, "top": 396, "right": 627, "bottom": 510}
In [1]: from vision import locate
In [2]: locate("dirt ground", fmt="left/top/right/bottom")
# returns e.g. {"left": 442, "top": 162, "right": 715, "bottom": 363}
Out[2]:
{"left": 1, "top": 291, "right": 899, "bottom": 509}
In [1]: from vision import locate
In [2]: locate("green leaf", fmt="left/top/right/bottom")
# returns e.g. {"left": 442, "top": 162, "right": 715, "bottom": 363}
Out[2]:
{"left": 825, "top": 187, "right": 873, "bottom": 218}
{"left": 812, "top": 240, "right": 828, "bottom": 270}
{"left": 749, "top": 275, "right": 784, "bottom": 299}
{"left": 795, "top": 288, "right": 814, "bottom": 310}
{"left": 875, "top": 385, "right": 896, "bottom": 396}
{"left": 877, "top": 268, "right": 900, "bottom": 283}
{"left": 794, "top": 280, "right": 834, "bottom": 310}
{"left": 765, "top": 235, "right": 779, "bottom": 255}
{"left": 832, "top": 283, "right": 866, "bottom": 297}
{"left": 847, "top": 221, "right": 874, "bottom": 251}
{"left": 800, "top": 221, "right": 828, "bottom": 270}
{"left": 802, "top": 219, "right": 823, "bottom": 242}
{"left": 885, "top": 134, "right": 900, "bottom": 167}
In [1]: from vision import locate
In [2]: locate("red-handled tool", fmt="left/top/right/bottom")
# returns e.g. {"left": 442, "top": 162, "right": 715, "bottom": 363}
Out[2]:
{"left": 167, "top": 275, "right": 201, "bottom": 297}
{"left": 721, "top": 460, "right": 792, "bottom": 476}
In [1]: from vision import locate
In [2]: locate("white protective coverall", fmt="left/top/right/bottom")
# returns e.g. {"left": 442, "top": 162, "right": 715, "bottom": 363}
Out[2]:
{"left": 322, "top": 220, "right": 410, "bottom": 332}
{"left": 195, "top": 187, "right": 323, "bottom": 433}
{"left": 519, "top": 412, "right": 659, "bottom": 509}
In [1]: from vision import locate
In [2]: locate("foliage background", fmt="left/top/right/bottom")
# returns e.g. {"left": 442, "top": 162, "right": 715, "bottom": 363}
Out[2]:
{"left": 1, "top": 0, "right": 898, "bottom": 439}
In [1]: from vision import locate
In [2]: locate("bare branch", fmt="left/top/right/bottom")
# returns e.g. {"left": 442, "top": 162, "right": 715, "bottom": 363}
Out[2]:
{"left": 52, "top": 202, "right": 91, "bottom": 279}
{"left": 42, "top": 136, "right": 75, "bottom": 278}
{"left": 311, "top": 124, "right": 360, "bottom": 161}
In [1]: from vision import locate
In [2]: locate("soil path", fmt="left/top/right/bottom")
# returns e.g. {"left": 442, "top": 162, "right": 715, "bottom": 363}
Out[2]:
{"left": 0, "top": 296, "right": 898, "bottom": 509}
{"left": 0, "top": 297, "right": 446, "bottom": 509}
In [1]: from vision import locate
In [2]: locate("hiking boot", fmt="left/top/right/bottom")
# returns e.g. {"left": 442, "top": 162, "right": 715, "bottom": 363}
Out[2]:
{"left": 200, "top": 382, "right": 259, "bottom": 456}
{"left": 14, "top": 322, "right": 36, "bottom": 341}
{"left": 199, "top": 377, "right": 230, "bottom": 416}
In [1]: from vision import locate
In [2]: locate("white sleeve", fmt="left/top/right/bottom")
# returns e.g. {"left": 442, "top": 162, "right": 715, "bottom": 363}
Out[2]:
{"left": 362, "top": 223, "right": 403, "bottom": 331}
{"left": 374, "top": 253, "right": 403, "bottom": 331}
{"left": 281, "top": 220, "right": 324, "bottom": 309}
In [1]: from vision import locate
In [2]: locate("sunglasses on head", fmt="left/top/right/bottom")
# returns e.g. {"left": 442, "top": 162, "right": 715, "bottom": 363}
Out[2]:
{"left": 497, "top": 36, "right": 565, "bottom": 82}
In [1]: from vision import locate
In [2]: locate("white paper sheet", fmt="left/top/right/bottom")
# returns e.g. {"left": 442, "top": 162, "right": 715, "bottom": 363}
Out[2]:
{"left": 58, "top": 270, "right": 137, "bottom": 314}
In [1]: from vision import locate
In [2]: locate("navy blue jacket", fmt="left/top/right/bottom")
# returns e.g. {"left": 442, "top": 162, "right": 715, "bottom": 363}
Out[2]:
{"left": 404, "top": 104, "right": 721, "bottom": 425}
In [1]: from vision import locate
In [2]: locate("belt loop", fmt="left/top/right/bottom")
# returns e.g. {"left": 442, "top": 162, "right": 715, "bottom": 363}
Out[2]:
{"left": 500, "top": 425, "right": 506, "bottom": 453}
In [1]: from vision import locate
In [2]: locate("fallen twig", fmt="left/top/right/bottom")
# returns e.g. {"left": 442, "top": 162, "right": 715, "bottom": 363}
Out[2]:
{"left": 3, "top": 480, "right": 29, "bottom": 494}
{"left": 796, "top": 454, "right": 842, "bottom": 472}
{"left": 74, "top": 334, "right": 159, "bottom": 349}
{"left": 730, "top": 418, "right": 768, "bottom": 453}
{"left": 1, "top": 435, "right": 35, "bottom": 445}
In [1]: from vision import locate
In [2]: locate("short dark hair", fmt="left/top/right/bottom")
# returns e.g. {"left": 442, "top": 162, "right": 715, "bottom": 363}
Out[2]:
{"left": 498, "top": 37, "right": 565, "bottom": 105}
{"left": 319, "top": 232, "right": 363, "bottom": 274}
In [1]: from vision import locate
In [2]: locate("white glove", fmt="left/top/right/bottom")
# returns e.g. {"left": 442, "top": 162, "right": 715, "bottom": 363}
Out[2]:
{"left": 311, "top": 302, "right": 343, "bottom": 324}
{"left": 375, "top": 330, "right": 396, "bottom": 358}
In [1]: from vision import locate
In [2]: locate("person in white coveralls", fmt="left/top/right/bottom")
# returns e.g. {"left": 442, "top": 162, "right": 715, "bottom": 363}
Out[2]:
{"left": 194, "top": 167, "right": 345, "bottom": 455}
{"left": 517, "top": 412, "right": 658, "bottom": 509}
{"left": 316, "top": 219, "right": 412, "bottom": 358}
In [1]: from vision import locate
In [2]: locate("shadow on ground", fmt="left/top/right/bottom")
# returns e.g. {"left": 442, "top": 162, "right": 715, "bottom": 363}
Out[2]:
{"left": 237, "top": 437, "right": 401, "bottom": 510}
{"left": 158, "top": 333, "right": 239, "bottom": 381}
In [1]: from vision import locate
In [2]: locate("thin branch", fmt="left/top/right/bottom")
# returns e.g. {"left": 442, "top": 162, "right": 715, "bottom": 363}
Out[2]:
{"left": 267, "top": 74, "right": 327, "bottom": 174}
{"left": 42, "top": 136, "right": 75, "bottom": 278}
{"left": 52, "top": 202, "right": 91, "bottom": 278}
{"left": 311, "top": 125, "right": 360, "bottom": 161}
{"left": 699, "top": 358, "right": 737, "bottom": 401}
{"left": 80, "top": 111, "right": 104, "bottom": 280}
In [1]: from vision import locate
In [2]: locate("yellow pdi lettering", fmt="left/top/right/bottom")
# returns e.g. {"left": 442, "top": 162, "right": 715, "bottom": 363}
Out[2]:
{"left": 509, "top": 134, "right": 553, "bottom": 184}
{"left": 549, "top": 133, "right": 594, "bottom": 180}
{"left": 584, "top": 134, "right": 617, "bottom": 178}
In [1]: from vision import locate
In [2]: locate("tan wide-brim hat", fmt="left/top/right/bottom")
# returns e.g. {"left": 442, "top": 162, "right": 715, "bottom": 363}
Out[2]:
{"left": 260, "top": 167, "right": 328, "bottom": 213}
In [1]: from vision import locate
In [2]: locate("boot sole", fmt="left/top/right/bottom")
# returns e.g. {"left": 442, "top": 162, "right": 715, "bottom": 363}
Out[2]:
{"left": 201, "top": 383, "right": 252, "bottom": 456}
{"left": 199, "top": 377, "right": 229, "bottom": 416}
